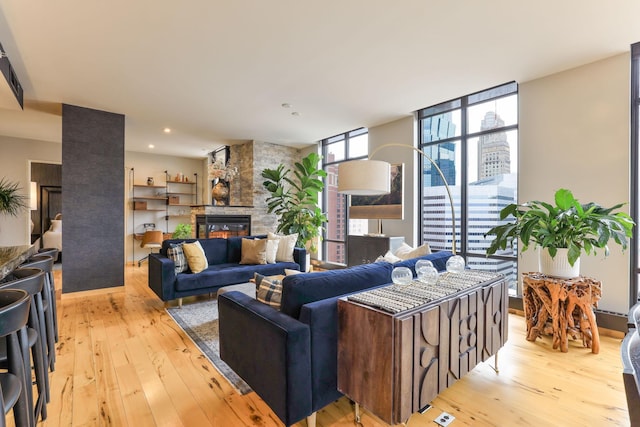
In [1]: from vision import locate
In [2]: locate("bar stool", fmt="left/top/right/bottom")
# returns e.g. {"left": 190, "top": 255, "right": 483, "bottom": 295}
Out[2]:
{"left": 0, "top": 289, "right": 33, "bottom": 427}
{"left": 20, "top": 255, "right": 56, "bottom": 372}
{"left": 0, "top": 268, "right": 49, "bottom": 422}
{"left": 36, "top": 248, "right": 59, "bottom": 342}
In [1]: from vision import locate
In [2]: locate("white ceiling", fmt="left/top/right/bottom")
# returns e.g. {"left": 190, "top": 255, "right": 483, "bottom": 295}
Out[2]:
{"left": 1, "top": 1, "right": 640, "bottom": 159}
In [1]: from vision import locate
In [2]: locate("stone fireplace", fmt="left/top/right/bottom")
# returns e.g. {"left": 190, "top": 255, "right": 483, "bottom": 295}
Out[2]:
{"left": 196, "top": 214, "right": 251, "bottom": 239}
{"left": 191, "top": 140, "right": 301, "bottom": 236}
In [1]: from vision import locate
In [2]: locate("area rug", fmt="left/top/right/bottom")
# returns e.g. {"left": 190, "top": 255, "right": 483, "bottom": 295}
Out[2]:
{"left": 166, "top": 298, "right": 252, "bottom": 394}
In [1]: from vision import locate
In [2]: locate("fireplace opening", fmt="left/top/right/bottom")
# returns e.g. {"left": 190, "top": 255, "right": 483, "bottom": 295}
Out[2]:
{"left": 196, "top": 214, "right": 251, "bottom": 239}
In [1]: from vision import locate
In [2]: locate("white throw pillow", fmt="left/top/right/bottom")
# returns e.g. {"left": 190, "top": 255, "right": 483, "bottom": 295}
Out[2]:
{"left": 375, "top": 250, "right": 402, "bottom": 264}
{"left": 50, "top": 220, "right": 62, "bottom": 232}
{"left": 394, "top": 242, "right": 432, "bottom": 260}
{"left": 265, "top": 238, "right": 280, "bottom": 264}
{"left": 267, "top": 232, "right": 298, "bottom": 263}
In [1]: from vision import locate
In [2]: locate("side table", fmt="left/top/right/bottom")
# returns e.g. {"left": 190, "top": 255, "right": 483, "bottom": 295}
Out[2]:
{"left": 522, "top": 272, "right": 601, "bottom": 354}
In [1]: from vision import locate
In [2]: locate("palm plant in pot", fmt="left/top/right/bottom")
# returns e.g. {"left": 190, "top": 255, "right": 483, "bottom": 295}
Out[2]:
{"left": 262, "top": 152, "right": 327, "bottom": 254}
{"left": 485, "top": 188, "right": 635, "bottom": 278}
{"left": 0, "top": 178, "right": 28, "bottom": 217}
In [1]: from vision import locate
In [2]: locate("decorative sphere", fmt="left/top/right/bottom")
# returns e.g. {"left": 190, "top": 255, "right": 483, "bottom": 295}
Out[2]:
{"left": 391, "top": 267, "right": 413, "bottom": 285}
{"left": 415, "top": 259, "right": 433, "bottom": 274}
{"left": 446, "top": 255, "right": 466, "bottom": 273}
{"left": 418, "top": 265, "right": 439, "bottom": 285}
{"left": 415, "top": 260, "right": 438, "bottom": 285}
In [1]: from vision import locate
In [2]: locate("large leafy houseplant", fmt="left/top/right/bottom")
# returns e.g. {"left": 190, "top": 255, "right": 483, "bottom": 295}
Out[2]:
{"left": 0, "top": 178, "right": 28, "bottom": 217}
{"left": 172, "top": 223, "right": 192, "bottom": 239}
{"left": 485, "top": 188, "right": 635, "bottom": 267}
{"left": 262, "top": 152, "right": 327, "bottom": 252}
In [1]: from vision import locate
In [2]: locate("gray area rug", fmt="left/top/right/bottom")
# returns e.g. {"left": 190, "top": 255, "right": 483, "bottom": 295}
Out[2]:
{"left": 166, "top": 298, "right": 252, "bottom": 394}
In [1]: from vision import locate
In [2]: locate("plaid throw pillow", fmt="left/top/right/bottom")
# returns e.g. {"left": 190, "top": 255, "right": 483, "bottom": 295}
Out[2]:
{"left": 167, "top": 242, "right": 187, "bottom": 274}
{"left": 255, "top": 273, "right": 283, "bottom": 310}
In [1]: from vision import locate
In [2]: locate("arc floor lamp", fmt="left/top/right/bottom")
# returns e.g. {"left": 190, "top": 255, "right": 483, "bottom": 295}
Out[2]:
{"left": 337, "top": 143, "right": 465, "bottom": 272}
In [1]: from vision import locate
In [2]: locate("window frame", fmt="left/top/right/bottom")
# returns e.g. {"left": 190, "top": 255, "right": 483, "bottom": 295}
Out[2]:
{"left": 417, "top": 82, "right": 519, "bottom": 291}
{"left": 321, "top": 128, "right": 368, "bottom": 264}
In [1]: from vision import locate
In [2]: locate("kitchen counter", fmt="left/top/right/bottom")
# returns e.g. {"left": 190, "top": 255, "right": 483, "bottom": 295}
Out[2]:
{"left": 0, "top": 245, "right": 36, "bottom": 280}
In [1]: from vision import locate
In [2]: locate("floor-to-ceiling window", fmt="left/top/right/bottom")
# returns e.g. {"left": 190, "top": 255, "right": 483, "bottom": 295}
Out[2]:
{"left": 418, "top": 82, "right": 519, "bottom": 294}
{"left": 321, "top": 128, "right": 369, "bottom": 264}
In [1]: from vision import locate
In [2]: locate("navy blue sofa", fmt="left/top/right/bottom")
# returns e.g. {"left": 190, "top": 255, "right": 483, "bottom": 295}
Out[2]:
{"left": 148, "top": 235, "right": 307, "bottom": 306}
{"left": 218, "top": 250, "right": 453, "bottom": 426}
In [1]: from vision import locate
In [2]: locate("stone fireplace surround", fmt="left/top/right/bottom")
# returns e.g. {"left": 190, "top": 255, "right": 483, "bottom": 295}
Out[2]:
{"left": 190, "top": 140, "right": 301, "bottom": 237}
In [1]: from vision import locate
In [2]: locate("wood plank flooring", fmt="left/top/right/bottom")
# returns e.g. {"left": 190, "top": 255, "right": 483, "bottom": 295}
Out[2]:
{"left": 27, "top": 265, "right": 631, "bottom": 426}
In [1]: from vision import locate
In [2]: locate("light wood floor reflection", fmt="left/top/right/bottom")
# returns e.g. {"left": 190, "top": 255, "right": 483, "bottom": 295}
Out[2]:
{"left": 24, "top": 265, "right": 631, "bottom": 426}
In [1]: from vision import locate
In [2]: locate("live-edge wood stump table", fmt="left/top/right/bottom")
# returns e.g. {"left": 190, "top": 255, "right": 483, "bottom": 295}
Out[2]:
{"left": 522, "top": 272, "right": 601, "bottom": 354}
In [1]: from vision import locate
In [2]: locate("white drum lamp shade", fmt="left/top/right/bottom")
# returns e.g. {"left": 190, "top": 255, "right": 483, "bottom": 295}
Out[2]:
{"left": 337, "top": 160, "right": 390, "bottom": 196}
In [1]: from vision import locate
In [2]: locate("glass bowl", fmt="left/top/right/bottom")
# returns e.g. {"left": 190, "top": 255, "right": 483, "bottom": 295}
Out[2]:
{"left": 446, "top": 255, "right": 466, "bottom": 273}
{"left": 391, "top": 266, "right": 413, "bottom": 285}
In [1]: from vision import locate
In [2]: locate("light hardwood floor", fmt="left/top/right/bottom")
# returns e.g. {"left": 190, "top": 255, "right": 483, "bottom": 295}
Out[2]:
{"left": 30, "top": 265, "right": 631, "bottom": 426}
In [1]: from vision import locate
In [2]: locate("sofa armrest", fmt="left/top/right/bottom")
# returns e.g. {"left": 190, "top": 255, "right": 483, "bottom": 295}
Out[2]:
{"left": 293, "top": 247, "right": 307, "bottom": 272}
{"left": 218, "top": 292, "right": 312, "bottom": 426}
{"left": 148, "top": 253, "right": 176, "bottom": 301}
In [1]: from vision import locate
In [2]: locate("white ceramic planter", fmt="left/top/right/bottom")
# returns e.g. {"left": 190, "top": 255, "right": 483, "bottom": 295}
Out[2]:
{"left": 538, "top": 247, "right": 580, "bottom": 279}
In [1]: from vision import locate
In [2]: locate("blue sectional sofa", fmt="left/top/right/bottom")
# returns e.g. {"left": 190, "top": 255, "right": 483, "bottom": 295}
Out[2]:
{"left": 218, "top": 250, "right": 453, "bottom": 427}
{"left": 148, "top": 235, "right": 307, "bottom": 306}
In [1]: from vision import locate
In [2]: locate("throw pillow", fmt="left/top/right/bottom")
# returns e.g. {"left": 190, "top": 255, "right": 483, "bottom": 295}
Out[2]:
{"left": 394, "top": 242, "right": 432, "bottom": 260}
{"left": 268, "top": 232, "right": 298, "bottom": 262}
{"left": 265, "top": 238, "right": 280, "bottom": 264}
{"left": 50, "top": 220, "right": 62, "bottom": 232}
{"left": 167, "top": 242, "right": 188, "bottom": 273}
{"left": 375, "top": 250, "right": 402, "bottom": 264}
{"left": 256, "top": 275, "right": 283, "bottom": 310}
{"left": 182, "top": 241, "right": 209, "bottom": 273}
{"left": 240, "top": 238, "right": 267, "bottom": 265}
{"left": 284, "top": 268, "right": 303, "bottom": 276}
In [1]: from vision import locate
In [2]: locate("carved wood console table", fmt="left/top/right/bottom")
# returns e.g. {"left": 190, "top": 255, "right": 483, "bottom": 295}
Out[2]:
{"left": 337, "top": 271, "right": 508, "bottom": 425}
{"left": 522, "top": 272, "right": 601, "bottom": 354}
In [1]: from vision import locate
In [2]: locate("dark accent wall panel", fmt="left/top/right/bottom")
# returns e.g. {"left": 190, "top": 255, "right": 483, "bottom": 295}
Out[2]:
{"left": 62, "top": 104, "right": 124, "bottom": 293}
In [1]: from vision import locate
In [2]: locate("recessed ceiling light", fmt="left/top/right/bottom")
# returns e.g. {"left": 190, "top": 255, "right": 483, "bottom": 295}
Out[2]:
{"left": 291, "top": 111, "right": 300, "bottom": 116}
{"left": 163, "top": 127, "right": 171, "bottom": 133}
{"left": 148, "top": 144, "right": 155, "bottom": 149}
{"left": 281, "top": 103, "right": 291, "bottom": 108}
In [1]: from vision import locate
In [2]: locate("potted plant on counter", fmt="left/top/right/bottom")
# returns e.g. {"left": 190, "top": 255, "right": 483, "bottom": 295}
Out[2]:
{"left": 485, "top": 188, "right": 635, "bottom": 278}
{"left": 262, "top": 152, "right": 327, "bottom": 253}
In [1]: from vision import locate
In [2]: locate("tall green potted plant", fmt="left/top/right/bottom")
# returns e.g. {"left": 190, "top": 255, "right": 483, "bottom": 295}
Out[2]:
{"left": 0, "top": 178, "right": 28, "bottom": 217}
{"left": 262, "top": 152, "right": 327, "bottom": 253}
{"left": 485, "top": 188, "right": 635, "bottom": 278}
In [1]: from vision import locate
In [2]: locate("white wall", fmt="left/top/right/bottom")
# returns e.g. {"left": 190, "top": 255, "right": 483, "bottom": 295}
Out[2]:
{"left": 125, "top": 151, "right": 207, "bottom": 264}
{"left": 519, "top": 53, "right": 631, "bottom": 313}
{"left": 369, "top": 116, "right": 417, "bottom": 246}
{"left": 0, "top": 136, "right": 61, "bottom": 246}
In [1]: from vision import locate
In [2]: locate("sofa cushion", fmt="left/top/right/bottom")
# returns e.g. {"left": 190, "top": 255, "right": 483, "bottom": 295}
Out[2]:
{"left": 265, "top": 239, "right": 279, "bottom": 264}
{"left": 225, "top": 235, "right": 266, "bottom": 263}
{"left": 394, "top": 242, "right": 431, "bottom": 260}
{"left": 394, "top": 250, "right": 453, "bottom": 276}
{"left": 199, "top": 238, "right": 229, "bottom": 265}
{"left": 174, "top": 261, "right": 300, "bottom": 293}
{"left": 255, "top": 273, "right": 283, "bottom": 310}
{"left": 268, "top": 232, "right": 298, "bottom": 262}
{"left": 182, "top": 241, "right": 208, "bottom": 273}
{"left": 167, "top": 242, "right": 188, "bottom": 273}
{"left": 280, "top": 262, "right": 394, "bottom": 318}
{"left": 240, "top": 238, "right": 267, "bottom": 265}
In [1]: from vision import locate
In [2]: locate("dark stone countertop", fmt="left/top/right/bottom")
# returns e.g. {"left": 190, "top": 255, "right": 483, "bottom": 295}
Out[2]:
{"left": 0, "top": 245, "right": 36, "bottom": 280}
